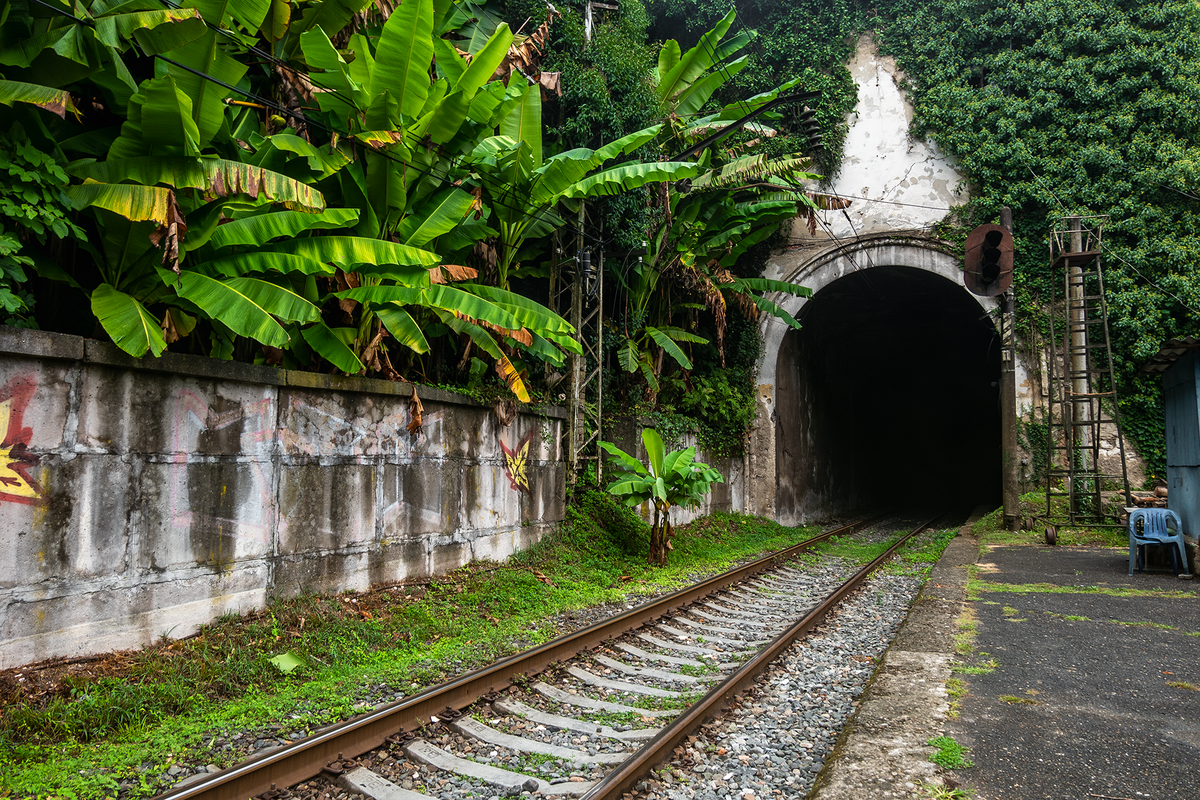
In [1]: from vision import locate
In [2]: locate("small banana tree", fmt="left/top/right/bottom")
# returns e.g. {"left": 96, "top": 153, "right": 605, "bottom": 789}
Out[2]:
{"left": 601, "top": 428, "right": 723, "bottom": 567}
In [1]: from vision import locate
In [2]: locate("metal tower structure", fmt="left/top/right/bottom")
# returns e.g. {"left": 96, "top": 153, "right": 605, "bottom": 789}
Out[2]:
{"left": 1044, "top": 215, "right": 1132, "bottom": 523}
{"left": 548, "top": 205, "right": 604, "bottom": 484}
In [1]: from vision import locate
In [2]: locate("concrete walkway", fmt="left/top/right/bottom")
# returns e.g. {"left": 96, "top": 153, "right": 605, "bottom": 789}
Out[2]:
{"left": 811, "top": 513, "right": 1200, "bottom": 800}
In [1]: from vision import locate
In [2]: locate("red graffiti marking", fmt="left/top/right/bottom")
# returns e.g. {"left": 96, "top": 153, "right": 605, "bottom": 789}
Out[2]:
{"left": 0, "top": 375, "right": 45, "bottom": 506}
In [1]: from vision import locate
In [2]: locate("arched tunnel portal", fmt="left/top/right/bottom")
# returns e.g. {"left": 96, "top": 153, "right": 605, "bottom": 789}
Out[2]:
{"left": 760, "top": 238, "right": 1003, "bottom": 523}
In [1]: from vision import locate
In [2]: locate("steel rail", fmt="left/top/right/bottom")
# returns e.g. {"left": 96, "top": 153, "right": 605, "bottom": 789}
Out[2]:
{"left": 580, "top": 511, "right": 946, "bottom": 800}
{"left": 154, "top": 514, "right": 891, "bottom": 800}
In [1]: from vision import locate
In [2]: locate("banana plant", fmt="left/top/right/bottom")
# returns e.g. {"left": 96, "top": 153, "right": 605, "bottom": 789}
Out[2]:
{"left": 465, "top": 83, "right": 699, "bottom": 289}
{"left": 601, "top": 428, "right": 723, "bottom": 567}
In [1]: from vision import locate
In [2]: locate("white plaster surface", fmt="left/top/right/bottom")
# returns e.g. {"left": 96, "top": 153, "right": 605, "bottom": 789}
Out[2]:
{"left": 803, "top": 36, "right": 966, "bottom": 240}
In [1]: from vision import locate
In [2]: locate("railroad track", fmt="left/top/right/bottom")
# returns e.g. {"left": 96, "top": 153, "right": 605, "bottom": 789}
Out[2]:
{"left": 155, "top": 512, "right": 946, "bottom": 800}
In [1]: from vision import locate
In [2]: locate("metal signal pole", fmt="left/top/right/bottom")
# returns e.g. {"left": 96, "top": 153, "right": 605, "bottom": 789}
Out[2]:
{"left": 1000, "top": 207, "right": 1020, "bottom": 529}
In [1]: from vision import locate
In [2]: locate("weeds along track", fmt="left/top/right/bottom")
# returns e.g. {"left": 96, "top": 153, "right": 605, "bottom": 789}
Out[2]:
{"left": 153, "top": 513, "right": 949, "bottom": 800}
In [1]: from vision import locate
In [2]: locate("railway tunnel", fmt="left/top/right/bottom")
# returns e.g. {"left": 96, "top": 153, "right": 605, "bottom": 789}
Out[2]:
{"left": 769, "top": 258, "right": 1003, "bottom": 522}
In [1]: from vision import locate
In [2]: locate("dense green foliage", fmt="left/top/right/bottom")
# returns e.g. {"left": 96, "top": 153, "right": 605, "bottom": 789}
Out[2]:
{"left": 874, "top": 0, "right": 1200, "bottom": 475}
{"left": 0, "top": 125, "right": 84, "bottom": 326}
{"left": 646, "top": 0, "right": 867, "bottom": 172}
{"left": 1, "top": 0, "right": 839, "bottom": 449}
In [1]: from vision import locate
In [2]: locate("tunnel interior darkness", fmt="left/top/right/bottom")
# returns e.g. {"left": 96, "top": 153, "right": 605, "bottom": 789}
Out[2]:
{"left": 775, "top": 265, "right": 1002, "bottom": 519}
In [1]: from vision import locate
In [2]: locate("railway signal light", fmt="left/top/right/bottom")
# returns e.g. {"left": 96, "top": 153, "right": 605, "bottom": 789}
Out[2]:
{"left": 964, "top": 223, "right": 1013, "bottom": 296}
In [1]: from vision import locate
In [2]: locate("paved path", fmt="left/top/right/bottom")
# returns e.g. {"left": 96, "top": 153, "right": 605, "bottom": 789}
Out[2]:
{"left": 813, "top": 517, "right": 1200, "bottom": 800}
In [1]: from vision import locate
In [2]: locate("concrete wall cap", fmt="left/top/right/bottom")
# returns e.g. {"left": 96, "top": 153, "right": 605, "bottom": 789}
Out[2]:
{"left": 0, "top": 325, "right": 567, "bottom": 417}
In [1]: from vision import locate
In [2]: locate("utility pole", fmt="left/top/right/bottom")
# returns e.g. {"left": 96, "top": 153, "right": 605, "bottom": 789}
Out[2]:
{"left": 1000, "top": 207, "right": 1020, "bottom": 529}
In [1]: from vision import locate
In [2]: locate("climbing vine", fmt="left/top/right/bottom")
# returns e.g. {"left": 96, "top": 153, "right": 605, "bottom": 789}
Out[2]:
{"left": 645, "top": 0, "right": 869, "bottom": 176}
{"left": 874, "top": 0, "right": 1200, "bottom": 477}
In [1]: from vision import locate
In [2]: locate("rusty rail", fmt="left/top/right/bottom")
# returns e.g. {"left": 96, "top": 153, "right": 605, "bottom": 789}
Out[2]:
{"left": 154, "top": 514, "right": 889, "bottom": 800}
{"left": 579, "top": 511, "right": 945, "bottom": 800}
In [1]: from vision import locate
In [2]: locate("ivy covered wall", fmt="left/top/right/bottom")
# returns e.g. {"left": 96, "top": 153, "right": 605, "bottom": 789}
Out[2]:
{"left": 874, "top": 0, "right": 1200, "bottom": 478}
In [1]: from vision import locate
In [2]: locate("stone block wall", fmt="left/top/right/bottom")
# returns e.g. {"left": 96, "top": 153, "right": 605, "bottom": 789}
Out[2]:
{"left": 0, "top": 327, "right": 565, "bottom": 668}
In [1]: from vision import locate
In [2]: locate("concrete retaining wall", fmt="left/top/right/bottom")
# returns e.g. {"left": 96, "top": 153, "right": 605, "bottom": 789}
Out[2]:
{"left": 0, "top": 327, "right": 566, "bottom": 669}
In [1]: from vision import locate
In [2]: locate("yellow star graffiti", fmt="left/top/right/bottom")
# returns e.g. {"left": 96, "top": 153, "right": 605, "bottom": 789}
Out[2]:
{"left": 0, "top": 398, "right": 40, "bottom": 500}
{"left": 500, "top": 432, "right": 533, "bottom": 494}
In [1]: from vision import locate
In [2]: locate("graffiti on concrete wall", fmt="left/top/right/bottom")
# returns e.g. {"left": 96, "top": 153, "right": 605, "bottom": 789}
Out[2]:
{"left": 0, "top": 375, "right": 45, "bottom": 505}
{"left": 500, "top": 429, "right": 535, "bottom": 494}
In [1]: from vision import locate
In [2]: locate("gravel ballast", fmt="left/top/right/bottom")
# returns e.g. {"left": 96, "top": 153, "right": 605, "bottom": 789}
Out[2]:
{"left": 627, "top": 567, "right": 928, "bottom": 800}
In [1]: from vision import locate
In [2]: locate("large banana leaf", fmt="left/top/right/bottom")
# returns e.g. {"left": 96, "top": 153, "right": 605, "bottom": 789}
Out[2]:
{"left": 415, "top": 88, "right": 471, "bottom": 145}
{"left": 740, "top": 292, "right": 801, "bottom": 330}
{"left": 433, "top": 38, "right": 467, "bottom": 83}
{"left": 657, "top": 40, "right": 681, "bottom": 84}
{"left": 373, "top": 0, "right": 435, "bottom": 119}
{"left": 301, "top": 323, "right": 365, "bottom": 373}
{"left": 298, "top": 28, "right": 366, "bottom": 114}
{"left": 519, "top": 331, "right": 566, "bottom": 366}
{"left": 645, "top": 325, "right": 695, "bottom": 370}
{"left": 729, "top": 277, "right": 813, "bottom": 297}
{"left": 261, "top": 134, "right": 351, "bottom": 180}
{"left": 66, "top": 182, "right": 172, "bottom": 223}
{"left": 209, "top": 209, "right": 361, "bottom": 249}
{"left": 284, "top": 0, "right": 372, "bottom": 58}
{"left": 674, "top": 57, "right": 747, "bottom": 117}
{"left": 457, "top": 22, "right": 512, "bottom": 97}
{"left": 462, "top": 284, "right": 576, "bottom": 336}
{"left": 140, "top": 76, "right": 201, "bottom": 156}
{"left": 165, "top": 270, "right": 291, "bottom": 347}
{"left": 642, "top": 428, "right": 666, "bottom": 478}
{"left": 95, "top": 6, "right": 203, "bottom": 47}
{"left": 196, "top": 251, "right": 336, "bottom": 278}
{"left": 657, "top": 10, "right": 735, "bottom": 103}
{"left": 0, "top": 79, "right": 80, "bottom": 118}
{"left": 438, "top": 311, "right": 530, "bottom": 402}
{"left": 560, "top": 162, "right": 700, "bottom": 199}
{"left": 591, "top": 125, "right": 664, "bottom": 163}
{"left": 91, "top": 283, "right": 168, "bottom": 357}
{"left": 268, "top": 236, "right": 440, "bottom": 270}
{"left": 164, "top": 31, "right": 247, "bottom": 147}
{"left": 190, "top": 0, "right": 272, "bottom": 30}
{"left": 500, "top": 79, "right": 542, "bottom": 166}
{"left": 71, "top": 157, "right": 325, "bottom": 211}
{"left": 397, "top": 188, "right": 475, "bottom": 247}
{"left": 337, "top": 284, "right": 525, "bottom": 333}
{"left": 374, "top": 303, "right": 430, "bottom": 353}
{"left": 222, "top": 278, "right": 320, "bottom": 322}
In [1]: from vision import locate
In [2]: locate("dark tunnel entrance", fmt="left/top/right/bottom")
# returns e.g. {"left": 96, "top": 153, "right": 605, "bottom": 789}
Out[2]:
{"left": 775, "top": 265, "right": 1002, "bottom": 520}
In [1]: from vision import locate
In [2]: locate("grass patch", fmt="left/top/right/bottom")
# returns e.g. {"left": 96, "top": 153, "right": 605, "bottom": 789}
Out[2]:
{"left": 946, "top": 677, "right": 968, "bottom": 700}
{"left": 968, "top": 580, "right": 1196, "bottom": 600}
{"left": 0, "top": 492, "right": 820, "bottom": 799}
{"left": 954, "top": 608, "right": 979, "bottom": 657}
{"left": 972, "top": 493, "right": 1128, "bottom": 548}
{"left": 920, "top": 784, "right": 974, "bottom": 799}
{"left": 953, "top": 655, "right": 999, "bottom": 676}
{"left": 998, "top": 695, "right": 1040, "bottom": 705}
{"left": 1166, "top": 680, "right": 1199, "bottom": 691}
{"left": 883, "top": 528, "right": 959, "bottom": 577}
{"left": 927, "top": 735, "right": 974, "bottom": 769}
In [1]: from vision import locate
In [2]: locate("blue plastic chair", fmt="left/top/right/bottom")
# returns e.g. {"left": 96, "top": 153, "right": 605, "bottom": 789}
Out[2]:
{"left": 1128, "top": 508, "right": 1190, "bottom": 577}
